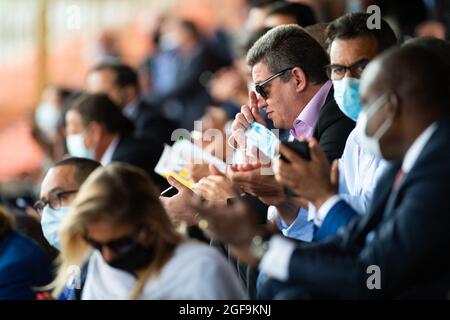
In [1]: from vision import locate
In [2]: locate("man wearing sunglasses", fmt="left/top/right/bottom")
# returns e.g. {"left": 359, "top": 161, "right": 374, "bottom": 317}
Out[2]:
{"left": 35, "top": 157, "right": 101, "bottom": 250}
{"left": 229, "top": 24, "right": 354, "bottom": 241}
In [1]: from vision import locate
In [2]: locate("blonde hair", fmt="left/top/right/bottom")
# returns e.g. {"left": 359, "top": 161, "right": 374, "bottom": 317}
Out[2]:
{"left": 50, "top": 163, "right": 181, "bottom": 299}
{"left": 0, "top": 206, "right": 14, "bottom": 237}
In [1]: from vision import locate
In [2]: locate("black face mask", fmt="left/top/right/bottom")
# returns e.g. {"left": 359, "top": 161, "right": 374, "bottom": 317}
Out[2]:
{"left": 107, "top": 244, "right": 154, "bottom": 273}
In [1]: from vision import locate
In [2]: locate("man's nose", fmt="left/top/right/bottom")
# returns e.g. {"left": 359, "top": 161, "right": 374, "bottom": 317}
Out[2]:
{"left": 257, "top": 95, "right": 268, "bottom": 109}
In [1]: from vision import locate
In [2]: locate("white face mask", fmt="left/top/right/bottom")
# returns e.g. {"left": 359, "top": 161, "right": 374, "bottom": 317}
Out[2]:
{"left": 66, "top": 133, "right": 94, "bottom": 159}
{"left": 35, "top": 103, "right": 61, "bottom": 138}
{"left": 41, "top": 206, "right": 71, "bottom": 250}
{"left": 356, "top": 93, "right": 392, "bottom": 158}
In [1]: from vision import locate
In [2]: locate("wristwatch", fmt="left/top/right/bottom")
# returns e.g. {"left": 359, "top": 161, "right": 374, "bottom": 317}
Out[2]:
{"left": 249, "top": 234, "right": 270, "bottom": 259}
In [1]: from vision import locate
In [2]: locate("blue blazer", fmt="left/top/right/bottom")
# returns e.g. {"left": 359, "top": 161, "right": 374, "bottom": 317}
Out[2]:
{"left": 278, "top": 115, "right": 450, "bottom": 299}
{"left": 314, "top": 200, "right": 359, "bottom": 241}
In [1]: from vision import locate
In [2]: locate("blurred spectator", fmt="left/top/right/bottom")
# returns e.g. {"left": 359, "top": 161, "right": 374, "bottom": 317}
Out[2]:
{"left": 245, "top": 0, "right": 283, "bottom": 32}
{"left": 144, "top": 18, "right": 226, "bottom": 130}
{"left": 64, "top": 94, "right": 167, "bottom": 190}
{"left": 305, "top": 23, "right": 330, "bottom": 49}
{"left": 376, "top": 0, "right": 450, "bottom": 40}
{"left": 50, "top": 163, "right": 247, "bottom": 299}
{"left": 31, "top": 86, "right": 75, "bottom": 164}
{"left": 86, "top": 31, "right": 122, "bottom": 65}
{"left": 264, "top": 1, "right": 317, "bottom": 28}
{"left": 86, "top": 62, "right": 177, "bottom": 144}
{"left": 0, "top": 206, "right": 52, "bottom": 300}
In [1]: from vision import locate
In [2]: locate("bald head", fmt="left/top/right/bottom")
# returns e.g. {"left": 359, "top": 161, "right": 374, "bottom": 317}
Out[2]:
{"left": 359, "top": 46, "right": 450, "bottom": 160}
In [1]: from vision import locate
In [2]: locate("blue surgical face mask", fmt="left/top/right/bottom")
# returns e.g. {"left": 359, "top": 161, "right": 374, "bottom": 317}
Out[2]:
{"left": 41, "top": 206, "right": 71, "bottom": 250}
{"left": 356, "top": 93, "right": 392, "bottom": 158}
{"left": 333, "top": 77, "right": 363, "bottom": 121}
{"left": 66, "top": 133, "right": 94, "bottom": 159}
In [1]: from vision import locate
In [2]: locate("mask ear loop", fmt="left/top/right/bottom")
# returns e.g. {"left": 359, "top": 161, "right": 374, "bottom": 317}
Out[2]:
{"left": 227, "top": 133, "right": 248, "bottom": 154}
{"left": 228, "top": 133, "right": 259, "bottom": 164}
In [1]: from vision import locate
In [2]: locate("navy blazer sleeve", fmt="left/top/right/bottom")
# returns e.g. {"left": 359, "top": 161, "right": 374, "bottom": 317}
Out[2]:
{"left": 314, "top": 200, "right": 359, "bottom": 241}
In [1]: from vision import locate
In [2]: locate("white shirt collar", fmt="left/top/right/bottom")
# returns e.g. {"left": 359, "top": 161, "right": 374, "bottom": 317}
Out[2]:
{"left": 122, "top": 98, "right": 139, "bottom": 120}
{"left": 402, "top": 123, "right": 438, "bottom": 174}
{"left": 100, "top": 136, "right": 120, "bottom": 166}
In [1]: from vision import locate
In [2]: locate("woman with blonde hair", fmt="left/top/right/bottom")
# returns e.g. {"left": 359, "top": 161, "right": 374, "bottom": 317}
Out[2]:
{"left": 51, "top": 163, "right": 246, "bottom": 300}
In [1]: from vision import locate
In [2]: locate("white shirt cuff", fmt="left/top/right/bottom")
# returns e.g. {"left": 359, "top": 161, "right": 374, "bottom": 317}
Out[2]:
{"left": 315, "top": 195, "right": 342, "bottom": 227}
{"left": 259, "top": 235, "right": 296, "bottom": 282}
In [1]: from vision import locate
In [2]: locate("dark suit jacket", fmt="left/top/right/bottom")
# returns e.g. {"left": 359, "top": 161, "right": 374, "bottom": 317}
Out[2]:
{"left": 313, "top": 88, "right": 355, "bottom": 163}
{"left": 132, "top": 99, "right": 178, "bottom": 145}
{"left": 111, "top": 133, "right": 168, "bottom": 190}
{"left": 271, "top": 115, "right": 450, "bottom": 299}
{"left": 147, "top": 44, "right": 213, "bottom": 131}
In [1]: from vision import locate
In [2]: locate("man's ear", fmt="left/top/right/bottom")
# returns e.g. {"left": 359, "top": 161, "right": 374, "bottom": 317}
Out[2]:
{"left": 387, "top": 93, "right": 401, "bottom": 121}
{"left": 292, "top": 67, "right": 307, "bottom": 93}
{"left": 120, "top": 86, "right": 136, "bottom": 107}
{"left": 85, "top": 122, "right": 103, "bottom": 148}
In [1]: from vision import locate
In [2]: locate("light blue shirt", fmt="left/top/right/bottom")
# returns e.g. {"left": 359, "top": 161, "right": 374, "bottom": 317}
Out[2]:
{"left": 268, "top": 128, "right": 387, "bottom": 240}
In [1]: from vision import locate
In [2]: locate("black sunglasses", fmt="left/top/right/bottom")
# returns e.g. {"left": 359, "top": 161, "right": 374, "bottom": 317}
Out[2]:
{"left": 83, "top": 228, "right": 146, "bottom": 255}
{"left": 254, "top": 67, "right": 294, "bottom": 100}
{"left": 83, "top": 234, "right": 137, "bottom": 255}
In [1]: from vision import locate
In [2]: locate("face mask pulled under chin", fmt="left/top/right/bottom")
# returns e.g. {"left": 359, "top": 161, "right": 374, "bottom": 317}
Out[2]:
{"left": 356, "top": 93, "right": 392, "bottom": 158}
{"left": 66, "top": 133, "right": 95, "bottom": 159}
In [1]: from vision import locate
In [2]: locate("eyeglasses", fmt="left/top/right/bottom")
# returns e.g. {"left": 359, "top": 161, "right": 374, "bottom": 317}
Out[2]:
{"left": 33, "top": 189, "right": 78, "bottom": 214}
{"left": 326, "top": 59, "right": 370, "bottom": 80}
{"left": 254, "top": 67, "right": 294, "bottom": 100}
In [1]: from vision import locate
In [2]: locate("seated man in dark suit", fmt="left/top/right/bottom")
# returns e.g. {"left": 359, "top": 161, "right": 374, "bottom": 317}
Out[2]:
{"left": 86, "top": 61, "right": 178, "bottom": 145}
{"left": 311, "top": 37, "right": 450, "bottom": 241}
{"left": 65, "top": 93, "right": 167, "bottom": 190}
{"left": 192, "top": 45, "right": 450, "bottom": 299}
{"left": 0, "top": 206, "right": 52, "bottom": 300}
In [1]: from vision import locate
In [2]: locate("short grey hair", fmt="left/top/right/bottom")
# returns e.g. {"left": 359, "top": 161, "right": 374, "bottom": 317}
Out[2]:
{"left": 246, "top": 24, "right": 329, "bottom": 84}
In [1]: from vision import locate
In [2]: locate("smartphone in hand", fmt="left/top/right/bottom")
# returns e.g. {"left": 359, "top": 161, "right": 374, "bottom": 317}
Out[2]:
{"left": 279, "top": 140, "right": 310, "bottom": 196}
{"left": 280, "top": 140, "right": 310, "bottom": 162}
{"left": 160, "top": 186, "right": 179, "bottom": 198}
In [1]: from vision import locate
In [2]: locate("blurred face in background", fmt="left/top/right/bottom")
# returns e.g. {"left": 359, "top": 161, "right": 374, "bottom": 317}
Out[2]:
{"left": 65, "top": 110, "right": 99, "bottom": 160}
{"left": 264, "top": 14, "right": 297, "bottom": 28}
{"left": 246, "top": 6, "right": 271, "bottom": 32}
{"left": 86, "top": 69, "right": 133, "bottom": 109}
